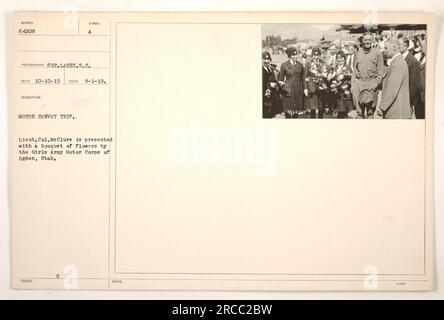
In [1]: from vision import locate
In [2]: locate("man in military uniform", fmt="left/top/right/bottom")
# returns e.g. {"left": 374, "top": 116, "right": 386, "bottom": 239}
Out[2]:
{"left": 351, "top": 32, "right": 386, "bottom": 118}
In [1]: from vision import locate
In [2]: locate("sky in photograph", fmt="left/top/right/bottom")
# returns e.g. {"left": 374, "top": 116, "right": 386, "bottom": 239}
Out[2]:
{"left": 261, "top": 24, "right": 340, "bottom": 41}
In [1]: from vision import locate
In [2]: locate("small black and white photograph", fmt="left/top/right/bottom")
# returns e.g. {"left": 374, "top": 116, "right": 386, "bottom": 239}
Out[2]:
{"left": 262, "top": 24, "right": 427, "bottom": 119}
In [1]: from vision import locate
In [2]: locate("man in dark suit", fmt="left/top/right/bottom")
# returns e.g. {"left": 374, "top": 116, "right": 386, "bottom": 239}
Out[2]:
{"left": 418, "top": 39, "right": 426, "bottom": 120}
{"left": 400, "top": 38, "right": 422, "bottom": 119}
{"left": 346, "top": 44, "right": 356, "bottom": 72}
{"left": 345, "top": 44, "right": 357, "bottom": 111}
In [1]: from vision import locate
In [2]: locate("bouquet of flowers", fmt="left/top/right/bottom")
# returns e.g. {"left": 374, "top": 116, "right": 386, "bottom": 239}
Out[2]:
{"left": 305, "top": 60, "right": 327, "bottom": 93}
{"left": 329, "top": 65, "right": 352, "bottom": 94}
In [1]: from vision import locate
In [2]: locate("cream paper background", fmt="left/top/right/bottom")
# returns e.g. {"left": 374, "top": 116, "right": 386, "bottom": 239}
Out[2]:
{"left": 115, "top": 23, "right": 425, "bottom": 275}
{"left": 8, "top": 10, "right": 436, "bottom": 291}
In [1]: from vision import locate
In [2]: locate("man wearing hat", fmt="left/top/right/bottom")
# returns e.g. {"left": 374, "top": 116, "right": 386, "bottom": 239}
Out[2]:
{"left": 278, "top": 47, "right": 305, "bottom": 118}
{"left": 352, "top": 32, "right": 386, "bottom": 118}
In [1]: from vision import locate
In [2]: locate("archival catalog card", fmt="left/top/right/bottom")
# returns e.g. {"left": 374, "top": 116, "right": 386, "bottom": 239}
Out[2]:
{"left": 10, "top": 11, "right": 436, "bottom": 291}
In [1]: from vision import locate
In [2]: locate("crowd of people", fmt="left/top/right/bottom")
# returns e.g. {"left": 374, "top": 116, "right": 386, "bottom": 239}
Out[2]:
{"left": 262, "top": 31, "right": 427, "bottom": 119}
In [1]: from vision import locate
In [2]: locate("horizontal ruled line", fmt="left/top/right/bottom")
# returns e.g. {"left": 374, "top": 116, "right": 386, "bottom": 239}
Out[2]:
{"left": 18, "top": 66, "right": 110, "bottom": 69}
{"left": 18, "top": 277, "right": 429, "bottom": 282}
{"left": 19, "top": 50, "right": 110, "bottom": 53}
{"left": 18, "top": 34, "right": 109, "bottom": 37}
{"left": 18, "top": 83, "right": 110, "bottom": 86}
